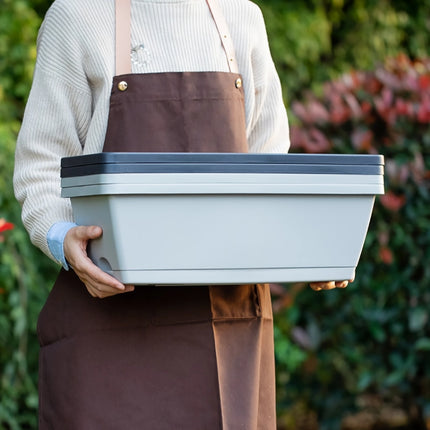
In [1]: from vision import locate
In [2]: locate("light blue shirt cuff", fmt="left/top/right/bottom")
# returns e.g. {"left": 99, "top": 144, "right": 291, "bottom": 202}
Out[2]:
{"left": 47, "top": 222, "right": 78, "bottom": 270}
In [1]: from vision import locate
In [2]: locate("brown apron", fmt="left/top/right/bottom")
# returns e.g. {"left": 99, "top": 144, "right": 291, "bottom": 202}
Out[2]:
{"left": 37, "top": 1, "right": 276, "bottom": 428}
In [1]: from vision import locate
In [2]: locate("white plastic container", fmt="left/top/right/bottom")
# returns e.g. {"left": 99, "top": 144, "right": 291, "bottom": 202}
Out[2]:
{"left": 61, "top": 153, "right": 384, "bottom": 285}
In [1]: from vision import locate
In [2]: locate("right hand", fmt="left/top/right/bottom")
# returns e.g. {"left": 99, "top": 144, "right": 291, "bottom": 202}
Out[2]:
{"left": 64, "top": 225, "right": 135, "bottom": 298}
{"left": 309, "top": 274, "right": 355, "bottom": 291}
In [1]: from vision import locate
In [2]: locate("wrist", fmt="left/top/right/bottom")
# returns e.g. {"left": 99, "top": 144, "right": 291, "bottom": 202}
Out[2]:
{"left": 47, "top": 222, "right": 78, "bottom": 269}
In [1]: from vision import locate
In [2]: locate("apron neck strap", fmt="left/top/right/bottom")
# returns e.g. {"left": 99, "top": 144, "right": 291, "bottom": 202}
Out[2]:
{"left": 205, "top": 0, "right": 239, "bottom": 74}
{"left": 115, "top": 0, "right": 239, "bottom": 75}
{"left": 115, "top": 0, "right": 131, "bottom": 76}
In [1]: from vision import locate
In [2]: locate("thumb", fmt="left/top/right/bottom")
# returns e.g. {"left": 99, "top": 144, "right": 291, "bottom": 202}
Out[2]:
{"left": 75, "top": 225, "right": 103, "bottom": 240}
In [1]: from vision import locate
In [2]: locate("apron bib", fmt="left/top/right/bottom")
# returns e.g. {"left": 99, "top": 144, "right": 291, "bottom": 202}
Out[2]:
{"left": 37, "top": 1, "right": 276, "bottom": 428}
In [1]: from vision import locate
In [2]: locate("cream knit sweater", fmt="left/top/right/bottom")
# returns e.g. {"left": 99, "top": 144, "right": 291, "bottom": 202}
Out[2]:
{"left": 14, "top": 0, "right": 290, "bottom": 261}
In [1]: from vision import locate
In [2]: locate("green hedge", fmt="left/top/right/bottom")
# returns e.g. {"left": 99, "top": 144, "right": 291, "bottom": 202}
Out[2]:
{"left": 255, "top": 0, "right": 430, "bottom": 103}
{"left": 0, "top": 2, "right": 58, "bottom": 428}
{"left": 0, "top": 125, "right": 57, "bottom": 430}
{"left": 274, "top": 55, "right": 430, "bottom": 429}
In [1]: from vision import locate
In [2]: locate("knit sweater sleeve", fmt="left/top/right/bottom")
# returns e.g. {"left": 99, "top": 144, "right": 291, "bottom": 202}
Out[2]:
{"left": 13, "top": 2, "right": 92, "bottom": 260}
{"left": 239, "top": 4, "right": 290, "bottom": 154}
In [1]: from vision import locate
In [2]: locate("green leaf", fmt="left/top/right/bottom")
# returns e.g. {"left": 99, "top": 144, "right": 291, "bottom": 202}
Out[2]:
{"left": 409, "top": 308, "right": 428, "bottom": 332}
{"left": 415, "top": 338, "right": 430, "bottom": 351}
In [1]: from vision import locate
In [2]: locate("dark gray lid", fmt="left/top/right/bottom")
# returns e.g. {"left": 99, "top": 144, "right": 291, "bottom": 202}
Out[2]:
{"left": 61, "top": 152, "right": 384, "bottom": 178}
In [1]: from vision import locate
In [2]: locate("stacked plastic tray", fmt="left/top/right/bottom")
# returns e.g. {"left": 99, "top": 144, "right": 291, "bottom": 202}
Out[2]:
{"left": 61, "top": 153, "right": 384, "bottom": 285}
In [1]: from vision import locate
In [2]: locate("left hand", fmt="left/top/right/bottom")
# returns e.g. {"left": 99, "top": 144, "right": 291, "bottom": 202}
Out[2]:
{"left": 64, "top": 225, "right": 135, "bottom": 298}
{"left": 309, "top": 277, "right": 354, "bottom": 291}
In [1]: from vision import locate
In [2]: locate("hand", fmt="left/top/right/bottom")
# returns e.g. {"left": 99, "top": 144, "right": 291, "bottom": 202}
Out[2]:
{"left": 309, "top": 276, "right": 354, "bottom": 292}
{"left": 64, "top": 225, "right": 135, "bottom": 298}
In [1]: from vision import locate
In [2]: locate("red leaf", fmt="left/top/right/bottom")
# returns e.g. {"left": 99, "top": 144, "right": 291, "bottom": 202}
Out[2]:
{"left": 395, "top": 98, "right": 414, "bottom": 117}
{"left": 307, "top": 100, "right": 330, "bottom": 123}
{"left": 352, "top": 129, "right": 374, "bottom": 152}
{"left": 379, "top": 246, "right": 394, "bottom": 265}
{"left": 419, "top": 74, "right": 430, "bottom": 90}
{"left": 302, "top": 128, "right": 331, "bottom": 153}
{"left": 379, "top": 192, "right": 406, "bottom": 211}
{"left": 417, "top": 96, "right": 430, "bottom": 123}
{"left": 361, "top": 101, "right": 373, "bottom": 115}
{"left": 291, "top": 101, "right": 311, "bottom": 123}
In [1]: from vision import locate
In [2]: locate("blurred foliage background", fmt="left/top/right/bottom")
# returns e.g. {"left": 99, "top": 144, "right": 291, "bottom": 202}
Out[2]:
{"left": 0, "top": 0, "right": 429, "bottom": 429}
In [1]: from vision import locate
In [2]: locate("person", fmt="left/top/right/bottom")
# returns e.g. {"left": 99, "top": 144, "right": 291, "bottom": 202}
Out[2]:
{"left": 14, "top": 0, "right": 350, "bottom": 428}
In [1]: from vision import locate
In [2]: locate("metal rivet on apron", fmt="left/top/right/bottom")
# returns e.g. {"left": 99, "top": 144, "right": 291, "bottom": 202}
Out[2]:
{"left": 118, "top": 81, "right": 128, "bottom": 91}
{"left": 235, "top": 78, "right": 242, "bottom": 89}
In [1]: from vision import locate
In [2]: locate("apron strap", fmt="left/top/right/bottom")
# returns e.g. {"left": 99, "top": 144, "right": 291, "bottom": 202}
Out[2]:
{"left": 205, "top": 0, "right": 239, "bottom": 74}
{"left": 115, "top": 0, "right": 239, "bottom": 75}
{"left": 115, "top": 0, "right": 132, "bottom": 76}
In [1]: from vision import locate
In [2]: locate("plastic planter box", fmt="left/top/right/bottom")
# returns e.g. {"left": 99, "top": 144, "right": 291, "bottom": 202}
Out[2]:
{"left": 61, "top": 153, "right": 384, "bottom": 285}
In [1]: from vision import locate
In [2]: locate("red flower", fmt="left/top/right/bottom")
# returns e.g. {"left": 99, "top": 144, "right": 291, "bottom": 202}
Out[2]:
{"left": 0, "top": 219, "right": 13, "bottom": 243}
{"left": 0, "top": 219, "right": 14, "bottom": 233}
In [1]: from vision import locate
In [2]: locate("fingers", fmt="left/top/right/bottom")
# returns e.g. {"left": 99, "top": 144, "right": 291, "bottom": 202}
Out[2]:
{"left": 335, "top": 280, "right": 349, "bottom": 289}
{"left": 74, "top": 225, "right": 103, "bottom": 241}
{"left": 333, "top": 275, "right": 355, "bottom": 290}
{"left": 64, "top": 225, "right": 135, "bottom": 298}
{"left": 310, "top": 277, "right": 354, "bottom": 291}
{"left": 309, "top": 281, "right": 336, "bottom": 291}
{"left": 72, "top": 251, "right": 134, "bottom": 298}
